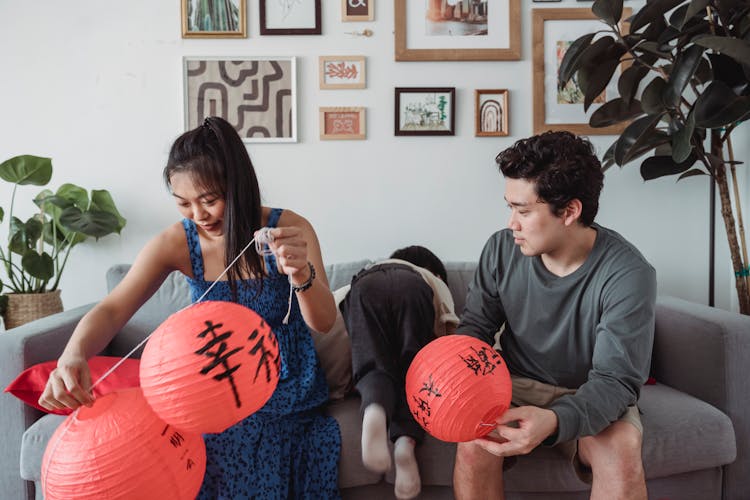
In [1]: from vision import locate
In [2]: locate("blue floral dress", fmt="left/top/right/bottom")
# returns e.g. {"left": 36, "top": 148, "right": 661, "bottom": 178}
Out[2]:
{"left": 182, "top": 208, "right": 341, "bottom": 500}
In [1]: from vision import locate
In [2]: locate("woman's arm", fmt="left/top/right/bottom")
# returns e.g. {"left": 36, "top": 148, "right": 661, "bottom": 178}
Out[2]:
{"left": 38, "top": 223, "right": 187, "bottom": 411}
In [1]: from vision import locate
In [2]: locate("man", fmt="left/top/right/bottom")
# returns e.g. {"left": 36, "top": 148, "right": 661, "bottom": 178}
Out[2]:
{"left": 454, "top": 131, "right": 656, "bottom": 500}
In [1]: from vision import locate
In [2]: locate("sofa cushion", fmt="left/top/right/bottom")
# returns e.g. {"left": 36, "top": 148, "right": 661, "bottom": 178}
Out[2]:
{"left": 20, "top": 413, "right": 66, "bottom": 482}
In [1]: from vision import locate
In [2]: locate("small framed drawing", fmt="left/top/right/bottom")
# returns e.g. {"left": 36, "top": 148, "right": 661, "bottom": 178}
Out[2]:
{"left": 532, "top": 8, "right": 631, "bottom": 135}
{"left": 394, "top": 0, "right": 521, "bottom": 61}
{"left": 183, "top": 56, "right": 297, "bottom": 143}
{"left": 342, "top": 0, "right": 374, "bottom": 21}
{"left": 475, "top": 89, "right": 509, "bottom": 137}
{"left": 319, "top": 107, "right": 366, "bottom": 140}
{"left": 394, "top": 87, "right": 455, "bottom": 136}
{"left": 319, "top": 56, "right": 366, "bottom": 89}
{"left": 181, "top": 0, "right": 247, "bottom": 38}
{"left": 259, "top": 0, "right": 321, "bottom": 35}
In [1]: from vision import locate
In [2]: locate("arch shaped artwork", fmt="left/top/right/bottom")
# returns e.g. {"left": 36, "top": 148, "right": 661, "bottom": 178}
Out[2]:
{"left": 475, "top": 89, "right": 509, "bottom": 137}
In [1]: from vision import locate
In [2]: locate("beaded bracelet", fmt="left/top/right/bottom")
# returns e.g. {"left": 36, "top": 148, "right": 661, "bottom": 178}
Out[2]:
{"left": 291, "top": 262, "right": 316, "bottom": 293}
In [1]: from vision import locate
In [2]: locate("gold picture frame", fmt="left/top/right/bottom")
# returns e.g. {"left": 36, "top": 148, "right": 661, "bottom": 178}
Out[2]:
{"left": 342, "top": 0, "right": 374, "bottom": 22}
{"left": 319, "top": 107, "right": 366, "bottom": 140}
{"left": 532, "top": 8, "right": 631, "bottom": 135}
{"left": 394, "top": 0, "right": 521, "bottom": 61}
{"left": 181, "top": 0, "right": 247, "bottom": 38}
{"left": 319, "top": 56, "right": 366, "bottom": 89}
{"left": 475, "top": 89, "right": 509, "bottom": 137}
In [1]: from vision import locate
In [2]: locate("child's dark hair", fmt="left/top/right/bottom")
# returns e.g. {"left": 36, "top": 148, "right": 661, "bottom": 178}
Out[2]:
{"left": 390, "top": 245, "right": 448, "bottom": 283}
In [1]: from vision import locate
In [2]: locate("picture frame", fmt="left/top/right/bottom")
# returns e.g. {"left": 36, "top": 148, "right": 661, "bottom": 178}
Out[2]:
{"left": 342, "top": 0, "right": 374, "bottom": 21}
{"left": 394, "top": 87, "right": 455, "bottom": 136}
{"left": 319, "top": 107, "right": 366, "bottom": 140}
{"left": 319, "top": 56, "right": 366, "bottom": 89}
{"left": 532, "top": 8, "right": 631, "bottom": 135}
{"left": 183, "top": 56, "right": 297, "bottom": 143}
{"left": 181, "top": 0, "right": 247, "bottom": 38}
{"left": 259, "top": 0, "right": 321, "bottom": 35}
{"left": 394, "top": 0, "right": 521, "bottom": 61}
{"left": 475, "top": 89, "right": 509, "bottom": 137}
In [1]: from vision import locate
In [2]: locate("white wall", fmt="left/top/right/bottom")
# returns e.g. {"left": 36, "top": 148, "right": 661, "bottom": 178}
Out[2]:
{"left": 1, "top": 1, "right": 748, "bottom": 313}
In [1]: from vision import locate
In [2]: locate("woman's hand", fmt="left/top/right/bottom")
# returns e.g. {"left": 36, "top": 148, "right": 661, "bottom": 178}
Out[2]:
{"left": 38, "top": 355, "right": 95, "bottom": 412}
{"left": 257, "top": 226, "right": 311, "bottom": 284}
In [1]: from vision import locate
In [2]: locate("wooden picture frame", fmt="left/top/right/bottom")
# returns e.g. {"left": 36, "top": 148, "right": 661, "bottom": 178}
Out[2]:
{"left": 259, "top": 0, "right": 321, "bottom": 35}
{"left": 342, "top": 0, "right": 374, "bottom": 21}
{"left": 394, "top": 87, "right": 455, "bottom": 136}
{"left": 319, "top": 107, "right": 366, "bottom": 140}
{"left": 181, "top": 0, "right": 247, "bottom": 38}
{"left": 532, "top": 8, "right": 631, "bottom": 135}
{"left": 319, "top": 56, "right": 366, "bottom": 89}
{"left": 475, "top": 89, "right": 509, "bottom": 137}
{"left": 183, "top": 56, "right": 297, "bottom": 143}
{"left": 394, "top": 0, "right": 521, "bottom": 61}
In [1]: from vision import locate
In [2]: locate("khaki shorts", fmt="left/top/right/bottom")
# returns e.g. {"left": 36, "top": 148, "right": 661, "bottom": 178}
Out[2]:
{"left": 508, "top": 376, "right": 642, "bottom": 484}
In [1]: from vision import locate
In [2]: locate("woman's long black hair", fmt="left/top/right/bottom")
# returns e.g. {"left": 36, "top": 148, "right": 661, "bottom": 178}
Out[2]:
{"left": 163, "top": 116, "right": 262, "bottom": 297}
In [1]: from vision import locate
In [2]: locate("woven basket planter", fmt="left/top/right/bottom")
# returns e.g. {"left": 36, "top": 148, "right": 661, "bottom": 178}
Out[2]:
{"left": 3, "top": 290, "right": 63, "bottom": 329}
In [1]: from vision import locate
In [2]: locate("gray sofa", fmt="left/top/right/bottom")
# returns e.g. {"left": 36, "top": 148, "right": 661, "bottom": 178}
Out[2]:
{"left": 1, "top": 261, "right": 747, "bottom": 500}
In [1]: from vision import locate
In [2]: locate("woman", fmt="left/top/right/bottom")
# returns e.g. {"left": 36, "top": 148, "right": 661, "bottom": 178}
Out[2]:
{"left": 39, "top": 116, "right": 341, "bottom": 499}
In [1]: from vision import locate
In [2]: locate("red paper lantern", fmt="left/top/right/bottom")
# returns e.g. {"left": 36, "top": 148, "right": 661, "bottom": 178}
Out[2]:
{"left": 140, "top": 301, "right": 281, "bottom": 434}
{"left": 42, "top": 387, "right": 205, "bottom": 500}
{"left": 405, "top": 335, "right": 512, "bottom": 443}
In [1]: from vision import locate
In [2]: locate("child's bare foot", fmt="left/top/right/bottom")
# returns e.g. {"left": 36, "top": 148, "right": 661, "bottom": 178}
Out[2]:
{"left": 361, "top": 404, "right": 391, "bottom": 472}
{"left": 393, "top": 435, "right": 421, "bottom": 499}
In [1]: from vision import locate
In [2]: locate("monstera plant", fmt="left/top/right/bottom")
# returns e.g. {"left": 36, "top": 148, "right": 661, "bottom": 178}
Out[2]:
{"left": 0, "top": 155, "right": 126, "bottom": 326}
{"left": 559, "top": 0, "right": 750, "bottom": 314}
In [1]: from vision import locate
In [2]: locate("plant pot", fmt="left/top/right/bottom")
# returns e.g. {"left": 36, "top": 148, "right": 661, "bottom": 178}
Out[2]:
{"left": 3, "top": 290, "right": 63, "bottom": 329}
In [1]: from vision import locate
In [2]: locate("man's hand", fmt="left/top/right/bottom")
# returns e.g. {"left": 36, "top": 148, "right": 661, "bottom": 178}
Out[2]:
{"left": 473, "top": 405, "right": 558, "bottom": 457}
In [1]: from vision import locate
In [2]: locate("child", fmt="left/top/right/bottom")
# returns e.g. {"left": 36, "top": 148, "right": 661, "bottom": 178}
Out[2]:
{"left": 338, "top": 246, "right": 459, "bottom": 499}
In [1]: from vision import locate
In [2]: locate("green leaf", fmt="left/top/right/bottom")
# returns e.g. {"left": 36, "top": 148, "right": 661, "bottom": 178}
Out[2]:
{"left": 678, "top": 168, "right": 708, "bottom": 180}
{"left": 640, "top": 154, "right": 698, "bottom": 180}
{"left": 635, "top": 41, "right": 672, "bottom": 59}
{"left": 593, "top": 0, "right": 623, "bottom": 26}
{"left": 21, "top": 251, "right": 54, "bottom": 281}
{"left": 0, "top": 206, "right": 3, "bottom": 224}
{"left": 601, "top": 140, "right": 618, "bottom": 171}
{"left": 630, "top": 0, "right": 687, "bottom": 34}
{"left": 614, "top": 114, "right": 663, "bottom": 165}
{"left": 694, "top": 35, "right": 750, "bottom": 67}
{"left": 641, "top": 77, "right": 667, "bottom": 115}
{"left": 558, "top": 33, "right": 597, "bottom": 89}
{"left": 694, "top": 56, "right": 713, "bottom": 85}
{"left": 682, "top": 0, "right": 711, "bottom": 29}
{"left": 34, "top": 193, "right": 75, "bottom": 211}
{"left": 672, "top": 110, "right": 696, "bottom": 163}
{"left": 90, "top": 190, "right": 127, "bottom": 232}
{"left": 0, "top": 155, "right": 52, "bottom": 186}
{"left": 56, "top": 183, "right": 89, "bottom": 210}
{"left": 708, "top": 53, "right": 748, "bottom": 90}
{"left": 582, "top": 45, "right": 627, "bottom": 111}
{"left": 618, "top": 54, "right": 658, "bottom": 105}
{"left": 694, "top": 80, "right": 750, "bottom": 128}
{"left": 59, "top": 207, "right": 121, "bottom": 238}
{"left": 590, "top": 98, "right": 644, "bottom": 127}
{"left": 664, "top": 45, "right": 705, "bottom": 107}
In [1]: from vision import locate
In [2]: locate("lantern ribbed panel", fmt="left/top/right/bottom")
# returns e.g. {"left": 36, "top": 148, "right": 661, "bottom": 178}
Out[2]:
{"left": 140, "top": 301, "right": 280, "bottom": 434}
{"left": 41, "top": 387, "right": 206, "bottom": 500}
{"left": 406, "top": 335, "right": 512, "bottom": 442}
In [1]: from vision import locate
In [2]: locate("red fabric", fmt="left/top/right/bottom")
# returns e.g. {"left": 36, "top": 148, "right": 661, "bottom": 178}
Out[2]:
{"left": 4, "top": 356, "right": 140, "bottom": 415}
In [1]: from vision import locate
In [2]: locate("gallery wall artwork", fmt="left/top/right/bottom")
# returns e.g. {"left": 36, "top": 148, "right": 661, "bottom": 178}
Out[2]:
{"left": 475, "top": 89, "right": 509, "bottom": 137}
{"left": 319, "top": 56, "right": 366, "bottom": 89}
{"left": 183, "top": 57, "right": 297, "bottom": 143}
{"left": 181, "top": 0, "right": 247, "bottom": 38}
{"left": 319, "top": 107, "right": 366, "bottom": 139}
{"left": 395, "top": 87, "right": 456, "bottom": 136}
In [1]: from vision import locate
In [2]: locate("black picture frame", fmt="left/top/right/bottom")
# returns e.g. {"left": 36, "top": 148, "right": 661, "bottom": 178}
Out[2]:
{"left": 394, "top": 87, "right": 456, "bottom": 136}
{"left": 259, "top": 0, "right": 322, "bottom": 35}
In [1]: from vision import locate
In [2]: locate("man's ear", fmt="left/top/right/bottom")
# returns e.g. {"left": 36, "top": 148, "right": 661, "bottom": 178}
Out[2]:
{"left": 563, "top": 199, "right": 583, "bottom": 226}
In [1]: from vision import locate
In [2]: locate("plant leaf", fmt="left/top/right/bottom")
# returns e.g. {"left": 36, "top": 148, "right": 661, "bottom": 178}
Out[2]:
{"left": 21, "top": 251, "right": 54, "bottom": 281}
{"left": 694, "top": 80, "right": 750, "bottom": 128}
{"left": 672, "top": 110, "right": 696, "bottom": 163}
{"left": 558, "top": 33, "right": 596, "bottom": 89}
{"left": 630, "top": 0, "right": 687, "bottom": 34}
{"left": 56, "top": 183, "right": 89, "bottom": 210}
{"left": 0, "top": 206, "right": 3, "bottom": 224}
{"left": 593, "top": 0, "right": 623, "bottom": 26}
{"left": 90, "top": 190, "right": 127, "bottom": 233}
{"left": 614, "top": 114, "right": 663, "bottom": 165}
{"left": 682, "top": 0, "right": 711, "bottom": 29}
{"left": 641, "top": 77, "right": 667, "bottom": 115}
{"left": 678, "top": 168, "right": 708, "bottom": 180}
{"left": 664, "top": 45, "right": 705, "bottom": 107}
{"left": 708, "top": 53, "right": 748, "bottom": 90}
{"left": 694, "top": 35, "right": 750, "bottom": 67}
{"left": 0, "top": 155, "right": 52, "bottom": 186}
{"left": 59, "top": 207, "right": 120, "bottom": 238}
{"left": 635, "top": 41, "right": 672, "bottom": 59}
{"left": 590, "top": 98, "right": 644, "bottom": 127}
{"left": 640, "top": 154, "right": 698, "bottom": 180}
{"left": 618, "top": 54, "right": 658, "bottom": 105}
{"left": 583, "top": 45, "right": 627, "bottom": 111}
{"left": 601, "top": 140, "right": 618, "bottom": 171}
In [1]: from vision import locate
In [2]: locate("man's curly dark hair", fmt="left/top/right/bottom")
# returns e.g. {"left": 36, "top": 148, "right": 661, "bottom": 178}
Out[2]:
{"left": 495, "top": 131, "right": 604, "bottom": 226}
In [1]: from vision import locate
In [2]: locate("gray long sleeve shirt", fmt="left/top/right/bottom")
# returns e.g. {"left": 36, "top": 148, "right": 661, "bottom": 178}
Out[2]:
{"left": 458, "top": 224, "right": 656, "bottom": 444}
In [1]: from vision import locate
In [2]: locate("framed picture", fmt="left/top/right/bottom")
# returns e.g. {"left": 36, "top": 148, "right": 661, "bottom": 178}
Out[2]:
{"left": 532, "top": 8, "right": 631, "bottom": 135}
{"left": 181, "top": 0, "right": 247, "bottom": 38}
{"left": 259, "top": 0, "right": 321, "bottom": 35}
{"left": 342, "top": 0, "right": 374, "bottom": 21}
{"left": 394, "top": 87, "right": 455, "bottom": 136}
{"left": 475, "top": 89, "right": 509, "bottom": 137}
{"left": 319, "top": 107, "right": 366, "bottom": 140}
{"left": 319, "top": 56, "right": 366, "bottom": 89}
{"left": 183, "top": 57, "right": 297, "bottom": 143}
{"left": 394, "top": 0, "right": 521, "bottom": 61}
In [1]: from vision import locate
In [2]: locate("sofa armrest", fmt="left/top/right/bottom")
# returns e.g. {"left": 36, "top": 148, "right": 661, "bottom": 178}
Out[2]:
{"left": 0, "top": 303, "right": 95, "bottom": 500}
{"left": 653, "top": 296, "right": 750, "bottom": 499}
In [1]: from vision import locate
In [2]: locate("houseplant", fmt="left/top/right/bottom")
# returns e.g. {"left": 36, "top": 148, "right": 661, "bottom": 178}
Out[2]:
{"left": 0, "top": 155, "right": 126, "bottom": 328}
{"left": 559, "top": 0, "right": 750, "bottom": 314}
